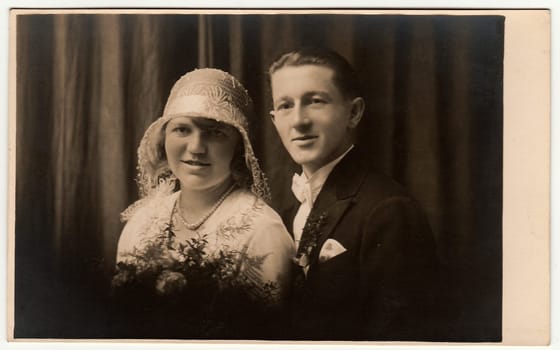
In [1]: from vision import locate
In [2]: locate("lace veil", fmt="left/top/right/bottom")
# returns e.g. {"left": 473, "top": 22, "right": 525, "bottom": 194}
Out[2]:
{"left": 122, "top": 68, "right": 271, "bottom": 221}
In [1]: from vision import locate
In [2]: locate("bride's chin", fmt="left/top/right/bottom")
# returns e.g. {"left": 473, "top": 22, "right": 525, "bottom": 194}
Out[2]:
{"left": 178, "top": 175, "right": 234, "bottom": 193}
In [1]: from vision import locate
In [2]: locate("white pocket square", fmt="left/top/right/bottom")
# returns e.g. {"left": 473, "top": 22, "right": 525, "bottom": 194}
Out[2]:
{"left": 318, "top": 239, "right": 347, "bottom": 263}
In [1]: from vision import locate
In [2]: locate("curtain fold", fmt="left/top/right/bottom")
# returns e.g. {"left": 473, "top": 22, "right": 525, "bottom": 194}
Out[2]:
{"left": 52, "top": 15, "right": 97, "bottom": 270}
{"left": 92, "top": 15, "right": 127, "bottom": 270}
{"left": 15, "top": 13, "right": 504, "bottom": 340}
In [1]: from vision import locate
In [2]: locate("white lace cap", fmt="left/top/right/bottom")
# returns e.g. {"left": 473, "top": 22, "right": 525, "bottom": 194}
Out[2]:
{"left": 133, "top": 68, "right": 271, "bottom": 207}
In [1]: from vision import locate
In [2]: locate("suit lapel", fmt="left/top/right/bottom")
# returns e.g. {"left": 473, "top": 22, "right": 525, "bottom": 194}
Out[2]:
{"left": 307, "top": 196, "right": 354, "bottom": 269}
{"left": 282, "top": 202, "right": 299, "bottom": 239}
{"left": 305, "top": 148, "right": 368, "bottom": 271}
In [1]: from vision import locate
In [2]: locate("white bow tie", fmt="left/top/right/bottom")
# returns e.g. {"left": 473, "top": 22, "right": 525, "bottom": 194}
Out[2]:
{"left": 291, "top": 173, "right": 313, "bottom": 204}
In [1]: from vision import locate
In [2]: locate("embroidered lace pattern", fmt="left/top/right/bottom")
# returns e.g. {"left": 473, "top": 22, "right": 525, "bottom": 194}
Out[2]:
{"left": 118, "top": 190, "right": 278, "bottom": 303}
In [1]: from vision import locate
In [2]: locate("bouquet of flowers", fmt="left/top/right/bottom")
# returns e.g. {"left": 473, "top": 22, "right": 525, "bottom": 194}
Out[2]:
{"left": 110, "top": 222, "right": 279, "bottom": 339}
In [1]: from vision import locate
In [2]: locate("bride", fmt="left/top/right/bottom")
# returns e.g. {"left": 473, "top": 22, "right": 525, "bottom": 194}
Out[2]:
{"left": 111, "top": 68, "right": 294, "bottom": 339}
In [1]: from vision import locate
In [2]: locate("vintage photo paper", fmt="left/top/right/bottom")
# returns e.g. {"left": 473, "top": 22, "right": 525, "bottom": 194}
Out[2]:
{"left": 6, "top": 8, "right": 550, "bottom": 346}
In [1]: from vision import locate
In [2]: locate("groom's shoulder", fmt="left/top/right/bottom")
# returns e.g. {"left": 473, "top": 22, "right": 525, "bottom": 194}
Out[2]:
{"left": 361, "top": 170, "right": 409, "bottom": 198}
{"left": 336, "top": 157, "right": 411, "bottom": 205}
{"left": 318, "top": 149, "right": 424, "bottom": 219}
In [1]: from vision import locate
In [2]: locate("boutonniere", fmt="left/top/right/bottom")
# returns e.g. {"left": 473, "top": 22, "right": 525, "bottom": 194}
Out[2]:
{"left": 294, "top": 212, "right": 328, "bottom": 270}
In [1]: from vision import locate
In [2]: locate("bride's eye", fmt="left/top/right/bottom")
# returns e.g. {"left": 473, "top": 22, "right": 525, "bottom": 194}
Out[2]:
{"left": 208, "top": 128, "right": 227, "bottom": 138}
{"left": 170, "top": 125, "right": 191, "bottom": 135}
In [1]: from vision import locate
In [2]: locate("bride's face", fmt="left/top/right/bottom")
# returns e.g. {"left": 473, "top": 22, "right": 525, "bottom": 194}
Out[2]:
{"left": 164, "top": 116, "right": 240, "bottom": 191}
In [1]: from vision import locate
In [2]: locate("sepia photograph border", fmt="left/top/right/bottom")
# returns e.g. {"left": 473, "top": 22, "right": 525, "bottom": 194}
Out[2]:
{"left": 4, "top": 5, "right": 552, "bottom": 349}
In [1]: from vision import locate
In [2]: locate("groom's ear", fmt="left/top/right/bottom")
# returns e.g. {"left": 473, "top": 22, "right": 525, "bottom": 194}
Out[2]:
{"left": 348, "top": 97, "right": 365, "bottom": 129}
{"left": 269, "top": 110, "right": 276, "bottom": 122}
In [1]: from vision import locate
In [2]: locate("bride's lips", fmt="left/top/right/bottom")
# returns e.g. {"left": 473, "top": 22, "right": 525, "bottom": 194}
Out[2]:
{"left": 182, "top": 159, "right": 211, "bottom": 167}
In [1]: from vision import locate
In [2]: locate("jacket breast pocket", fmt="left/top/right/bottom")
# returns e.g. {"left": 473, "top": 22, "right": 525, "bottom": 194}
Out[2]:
{"left": 312, "top": 250, "right": 356, "bottom": 280}
{"left": 308, "top": 251, "right": 357, "bottom": 303}
{"left": 318, "top": 249, "right": 350, "bottom": 266}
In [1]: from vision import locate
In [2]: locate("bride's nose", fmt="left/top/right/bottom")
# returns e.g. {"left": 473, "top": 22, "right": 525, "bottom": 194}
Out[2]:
{"left": 187, "top": 132, "right": 207, "bottom": 154}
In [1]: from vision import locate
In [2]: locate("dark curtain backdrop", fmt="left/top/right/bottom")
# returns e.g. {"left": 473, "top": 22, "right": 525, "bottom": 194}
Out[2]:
{"left": 15, "top": 13, "right": 503, "bottom": 340}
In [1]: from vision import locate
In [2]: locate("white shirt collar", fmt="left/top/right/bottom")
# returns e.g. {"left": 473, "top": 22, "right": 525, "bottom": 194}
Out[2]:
{"left": 299, "top": 145, "right": 354, "bottom": 204}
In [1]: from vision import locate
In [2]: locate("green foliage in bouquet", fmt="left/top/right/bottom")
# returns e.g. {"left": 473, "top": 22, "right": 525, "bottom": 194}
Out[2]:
{"left": 110, "top": 223, "right": 280, "bottom": 339}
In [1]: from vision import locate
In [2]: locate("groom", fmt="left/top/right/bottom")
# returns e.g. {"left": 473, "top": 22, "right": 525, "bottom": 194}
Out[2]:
{"left": 268, "top": 47, "right": 441, "bottom": 340}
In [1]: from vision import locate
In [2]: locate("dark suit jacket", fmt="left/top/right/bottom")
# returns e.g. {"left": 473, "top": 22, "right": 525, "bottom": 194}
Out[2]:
{"left": 281, "top": 148, "right": 442, "bottom": 341}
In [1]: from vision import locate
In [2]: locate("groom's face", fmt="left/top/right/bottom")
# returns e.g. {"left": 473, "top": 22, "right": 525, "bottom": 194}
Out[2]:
{"left": 270, "top": 65, "right": 357, "bottom": 175}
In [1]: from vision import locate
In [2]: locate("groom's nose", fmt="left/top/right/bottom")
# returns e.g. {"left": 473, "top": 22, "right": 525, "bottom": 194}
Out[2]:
{"left": 290, "top": 104, "right": 312, "bottom": 130}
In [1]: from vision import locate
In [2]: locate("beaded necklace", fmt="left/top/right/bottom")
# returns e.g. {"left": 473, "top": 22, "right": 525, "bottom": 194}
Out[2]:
{"left": 174, "top": 184, "right": 236, "bottom": 231}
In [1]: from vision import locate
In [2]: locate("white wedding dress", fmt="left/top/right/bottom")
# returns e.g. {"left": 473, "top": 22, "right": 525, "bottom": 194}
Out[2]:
{"left": 116, "top": 187, "right": 294, "bottom": 303}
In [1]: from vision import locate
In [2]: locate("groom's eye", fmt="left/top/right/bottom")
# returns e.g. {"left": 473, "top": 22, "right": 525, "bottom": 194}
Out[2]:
{"left": 304, "top": 93, "right": 330, "bottom": 106}
{"left": 311, "top": 97, "right": 326, "bottom": 105}
{"left": 275, "top": 101, "right": 292, "bottom": 111}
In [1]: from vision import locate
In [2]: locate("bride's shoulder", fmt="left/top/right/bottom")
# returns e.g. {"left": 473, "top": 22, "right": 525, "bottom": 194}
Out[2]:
{"left": 117, "top": 192, "right": 178, "bottom": 253}
{"left": 228, "top": 189, "right": 282, "bottom": 221}
{"left": 122, "top": 192, "right": 179, "bottom": 223}
{"left": 229, "top": 191, "right": 293, "bottom": 252}
{"left": 229, "top": 190, "right": 290, "bottom": 242}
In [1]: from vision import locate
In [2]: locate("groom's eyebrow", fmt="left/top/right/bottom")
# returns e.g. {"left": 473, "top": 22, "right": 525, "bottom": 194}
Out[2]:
{"left": 273, "top": 95, "right": 290, "bottom": 104}
{"left": 303, "top": 91, "right": 331, "bottom": 100}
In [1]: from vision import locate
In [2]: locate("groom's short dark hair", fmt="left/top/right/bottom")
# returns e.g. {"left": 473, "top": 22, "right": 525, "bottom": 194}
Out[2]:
{"left": 268, "top": 47, "right": 361, "bottom": 99}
